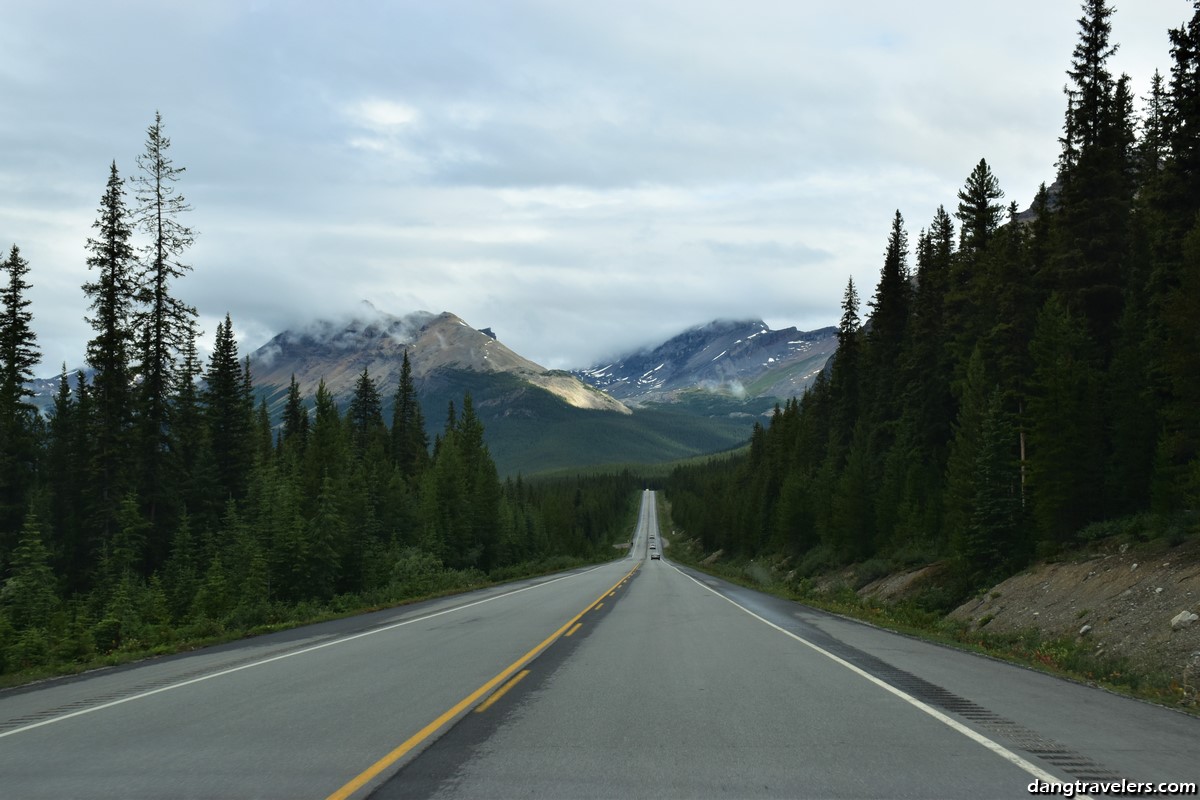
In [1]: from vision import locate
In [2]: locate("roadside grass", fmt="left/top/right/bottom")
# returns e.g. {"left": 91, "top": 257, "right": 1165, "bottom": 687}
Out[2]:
{"left": 0, "top": 553, "right": 609, "bottom": 692}
{"left": 655, "top": 499, "right": 1198, "bottom": 714}
{"left": 3, "top": 489, "right": 651, "bottom": 691}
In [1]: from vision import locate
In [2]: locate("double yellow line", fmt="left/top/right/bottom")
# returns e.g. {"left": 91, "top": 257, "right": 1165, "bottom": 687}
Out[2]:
{"left": 325, "top": 561, "right": 641, "bottom": 800}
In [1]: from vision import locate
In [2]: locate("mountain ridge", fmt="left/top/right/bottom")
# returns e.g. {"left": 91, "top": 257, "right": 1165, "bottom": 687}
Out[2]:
{"left": 574, "top": 318, "right": 837, "bottom": 406}
{"left": 249, "top": 304, "right": 630, "bottom": 416}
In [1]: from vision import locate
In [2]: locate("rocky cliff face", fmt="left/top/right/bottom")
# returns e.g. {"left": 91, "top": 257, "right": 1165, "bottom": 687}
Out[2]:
{"left": 250, "top": 303, "right": 630, "bottom": 415}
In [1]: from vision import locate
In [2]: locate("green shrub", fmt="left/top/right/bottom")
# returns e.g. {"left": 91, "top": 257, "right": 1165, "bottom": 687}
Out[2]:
{"left": 797, "top": 545, "right": 838, "bottom": 577}
{"left": 7, "top": 628, "right": 51, "bottom": 669}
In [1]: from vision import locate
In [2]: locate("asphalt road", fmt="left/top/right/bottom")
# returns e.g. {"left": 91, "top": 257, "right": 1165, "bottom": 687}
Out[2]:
{"left": 1, "top": 490, "right": 1196, "bottom": 799}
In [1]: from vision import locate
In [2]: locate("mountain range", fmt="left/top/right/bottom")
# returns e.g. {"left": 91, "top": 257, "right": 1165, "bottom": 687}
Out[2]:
{"left": 250, "top": 303, "right": 628, "bottom": 416}
{"left": 574, "top": 318, "right": 837, "bottom": 406}
{"left": 30, "top": 304, "right": 838, "bottom": 476}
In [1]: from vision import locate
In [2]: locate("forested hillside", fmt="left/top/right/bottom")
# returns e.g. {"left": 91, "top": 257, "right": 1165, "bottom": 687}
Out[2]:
{"left": 668, "top": 2, "right": 1200, "bottom": 598}
{"left": 0, "top": 116, "right": 640, "bottom": 677}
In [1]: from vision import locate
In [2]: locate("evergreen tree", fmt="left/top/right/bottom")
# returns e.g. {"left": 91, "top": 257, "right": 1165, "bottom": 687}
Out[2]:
{"left": 942, "top": 346, "right": 990, "bottom": 553}
{"left": 1055, "top": 0, "right": 1135, "bottom": 348}
{"left": 170, "top": 320, "right": 217, "bottom": 524}
{"left": 348, "top": 366, "right": 385, "bottom": 458}
{"left": 902, "top": 207, "right": 956, "bottom": 458}
{"left": 865, "top": 210, "right": 911, "bottom": 419}
{"left": 955, "top": 158, "right": 1005, "bottom": 254}
{"left": 161, "top": 513, "right": 199, "bottom": 623}
{"left": 455, "top": 394, "right": 501, "bottom": 570}
{"left": 131, "top": 112, "right": 197, "bottom": 545}
{"left": 946, "top": 160, "right": 1004, "bottom": 378}
{"left": 1027, "top": 296, "right": 1105, "bottom": 543}
{"left": 45, "top": 368, "right": 86, "bottom": 588}
{"left": 82, "top": 162, "right": 138, "bottom": 555}
{"left": 0, "top": 245, "right": 40, "bottom": 547}
{"left": 391, "top": 349, "right": 428, "bottom": 478}
{"left": 281, "top": 374, "right": 308, "bottom": 455}
{"left": 306, "top": 473, "right": 343, "bottom": 600}
{"left": 2, "top": 513, "right": 59, "bottom": 631}
{"left": 203, "top": 315, "right": 252, "bottom": 502}
{"left": 1136, "top": 70, "right": 1170, "bottom": 184}
{"left": 1162, "top": 2, "right": 1200, "bottom": 235}
{"left": 963, "top": 390, "right": 1027, "bottom": 579}
{"left": 830, "top": 277, "right": 861, "bottom": 451}
{"left": 1153, "top": 221, "right": 1200, "bottom": 510}
{"left": 302, "top": 379, "right": 345, "bottom": 499}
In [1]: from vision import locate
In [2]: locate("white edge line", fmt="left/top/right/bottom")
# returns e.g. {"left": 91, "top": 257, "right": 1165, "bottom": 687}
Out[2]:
{"left": 0, "top": 564, "right": 607, "bottom": 740}
{"left": 670, "top": 563, "right": 1091, "bottom": 797}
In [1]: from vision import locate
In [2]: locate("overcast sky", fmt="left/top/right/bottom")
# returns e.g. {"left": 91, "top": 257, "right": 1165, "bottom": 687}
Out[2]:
{"left": 1, "top": 1, "right": 1191, "bottom": 373}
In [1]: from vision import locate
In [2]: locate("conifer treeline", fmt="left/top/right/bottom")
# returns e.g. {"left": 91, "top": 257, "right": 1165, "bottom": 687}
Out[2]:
{"left": 667, "top": 2, "right": 1200, "bottom": 592}
{"left": 0, "top": 116, "right": 638, "bottom": 674}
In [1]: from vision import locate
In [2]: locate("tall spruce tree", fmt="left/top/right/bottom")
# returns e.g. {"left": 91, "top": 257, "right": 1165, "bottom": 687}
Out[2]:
{"left": 391, "top": 349, "right": 428, "bottom": 479}
{"left": 281, "top": 374, "right": 309, "bottom": 455}
{"left": 203, "top": 315, "right": 252, "bottom": 503}
{"left": 348, "top": 367, "right": 385, "bottom": 459}
{"left": 1027, "top": 296, "right": 1105, "bottom": 543}
{"left": 963, "top": 390, "right": 1027, "bottom": 580}
{"left": 955, "top": 159, "right": 1005, "bottom": 254}
{"left": 947, "top": 160, "right": 1005, "bottom": 378}
{"left": 0, "top": 245, "right": 40, "bottom": 547}
{"left": 132, "top": 111, "right": 197, "bottom": 541}
{"left": 865, "top": 210, "right": 911, "bottom": 418}
{"left": 1056, "top": 0, "right": 1134, "bottom": 348}
{"left": 1163, "top": 2, "right": 1200, "bottom": 233}
{"left": 83, "top": 162, "right": 138, "bottom": 557}
{"left": 830, "top": 277, "right": 861, "bottom": 452}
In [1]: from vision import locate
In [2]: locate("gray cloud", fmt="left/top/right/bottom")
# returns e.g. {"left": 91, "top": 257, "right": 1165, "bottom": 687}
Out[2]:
{"left": 0, "top": 0, "right": 1188, "bottom": 374}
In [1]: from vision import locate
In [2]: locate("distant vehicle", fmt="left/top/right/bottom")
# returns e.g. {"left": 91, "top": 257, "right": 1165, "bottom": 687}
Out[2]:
{"left": 651, "top": 552, "right": 661, "bottom": 560}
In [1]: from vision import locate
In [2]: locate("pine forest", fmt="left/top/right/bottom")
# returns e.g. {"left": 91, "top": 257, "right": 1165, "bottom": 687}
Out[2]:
{"left": 667, "top": 2, "right": 1200, "bottom": 604}
{"left": 3, "top": 2, "right": 1200, "bottom": 679}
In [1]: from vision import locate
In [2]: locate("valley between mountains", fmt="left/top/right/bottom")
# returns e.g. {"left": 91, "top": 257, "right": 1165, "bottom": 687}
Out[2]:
{"left": 245, "top": 304, "right": 838, "bottom": 476}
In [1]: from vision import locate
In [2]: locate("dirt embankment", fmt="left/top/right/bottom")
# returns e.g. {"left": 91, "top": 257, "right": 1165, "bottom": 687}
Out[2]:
{"left": 945, "top": 538, "right": 1200, "bottom": 680}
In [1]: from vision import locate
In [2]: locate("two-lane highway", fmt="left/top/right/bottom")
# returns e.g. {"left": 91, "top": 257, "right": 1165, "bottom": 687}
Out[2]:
{"left": 1, "top": 491, "right": 1196, "bottom": 798}
{"left": 0, "top": 516, "right": 647, "bottom": 799}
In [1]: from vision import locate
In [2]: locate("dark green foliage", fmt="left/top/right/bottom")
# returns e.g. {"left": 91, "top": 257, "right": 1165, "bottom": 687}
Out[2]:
{"left": 390, "top": 350, "right": 427, "bottom": 478}
{"left": 1055, "top": 0, "right": 1135, "bottom": 349}
{"left": 955, "top": 158, "right": 1004, "bottom": 254}
{"left": 666, "top": 3, "right": 1200, "bottom": 599}
{"left": 203, "top": 315, "right": 253, "bottom": 504}
{"left": 864, "top": 211, "right": 911, "bottom": 422}
{"left": 942, "top": 347, "right": 992, "bottom": 555}
{"left": 131, "top": 112, "right": 198, "bottom": 563}
{"left": 1028, "top": 297, "right": 1105, "bottom": 543}
{"left": 348, "top": 367, "right": 387, "bottom": 460}
{"left": 2, "top": 513, "right": 59, "bottom": 631}
{"left": 0, "top": 125, "right": 651, "bottom": 681}
{"left": 8, "top": 7, "right": 1200, "bottom": 678}
{"left": 964, "top": 391, "right": 1027, "bottom": 579}
{"left": 83, "top": 162, "right": 138, "bottom": 556}
{"left": 0, "top": 245, "right": 40, "bottom": 549}
{"left": 281, "top": 374, "right": 308, "bottom": 455}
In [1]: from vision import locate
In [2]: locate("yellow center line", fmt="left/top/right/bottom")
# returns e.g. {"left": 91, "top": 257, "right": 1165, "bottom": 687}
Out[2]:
{"left": 474, "top": 670, "right": 530, "bottom": 714}
{"left": 594, "top": 602, "right": 604, "bottom": 610}
{"left": 565, "top": 622, "right": 583, "bottom": 637}
{"left": 324, "top": 561, "right": 639, "bottom": 800}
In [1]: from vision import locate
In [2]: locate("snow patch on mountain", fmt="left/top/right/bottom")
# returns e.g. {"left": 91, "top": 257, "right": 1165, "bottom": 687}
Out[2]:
{"left": 574, "top": 318, "right": 837, "bottom": 406}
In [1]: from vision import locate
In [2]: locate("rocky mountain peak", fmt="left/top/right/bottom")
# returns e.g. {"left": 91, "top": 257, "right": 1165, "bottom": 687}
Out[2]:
{"left": 575, "top": 318, "right": 837, "bottom": 406}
